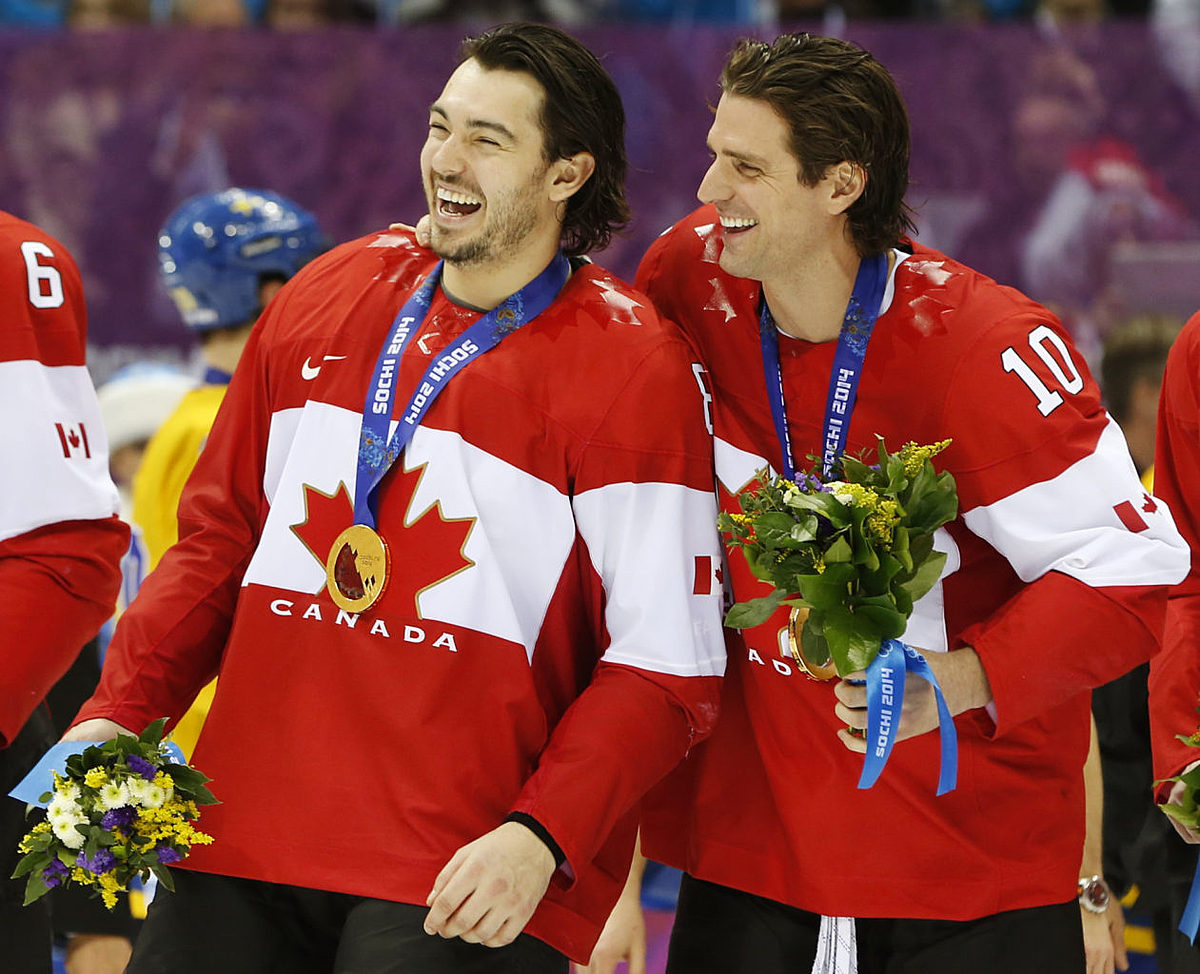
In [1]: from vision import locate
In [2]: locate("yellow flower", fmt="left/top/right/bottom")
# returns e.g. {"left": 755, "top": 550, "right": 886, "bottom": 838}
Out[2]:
{"left": 84, "top": 768, "right": 108, "bottom": 788}
{"left": 866, "top": 499, "right": 902, "bottom": 544}
{"left": 899, "top": 440, "right": 951, "bottom": 478}
{"left": 830, "top": 482, "right": 881, "bottom": 511}
{"left": 17, "top": 821, "right": 51, "bottom": 854}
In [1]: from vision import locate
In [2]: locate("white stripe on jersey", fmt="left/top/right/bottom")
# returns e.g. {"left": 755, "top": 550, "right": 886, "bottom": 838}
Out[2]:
{"left": 0, "top": 359, "right": 118, "bottom": 543}
{"left": 247, "top": 403, "right": 726, "bottom": 678}
{"left": 573, "top": 481, "right": 726, "bottom": 678}
{"left": 900, "top": 526, "right": 960, "bottom": 656}
{"left": 246, "top": 404, "right": 574, "bottom": 653}
{"left": 963, "top": 417, "right": 1188, "bottom": 587}
{"left": 715, "top": 435, "right": 775, "bottom": 498}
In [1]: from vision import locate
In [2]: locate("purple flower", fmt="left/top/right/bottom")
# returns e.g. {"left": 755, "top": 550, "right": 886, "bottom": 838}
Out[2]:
{"left": 101, "top": 807, "right": 136, "bottom": 830}
{"left": 76, "top": 849, "right": 117, "bottom": 874}
{"left": 125, "top": 755, "right": 157, "bottom": 780}
{"left": 42, "top": 859, "right": 68, "bottom": 889}
{"left": 155, "top": 846, "right": 184, "bottom": 865}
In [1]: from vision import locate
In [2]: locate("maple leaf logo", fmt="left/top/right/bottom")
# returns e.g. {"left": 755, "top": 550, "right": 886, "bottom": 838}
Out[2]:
{"left": 290, "top": 463, "right": 475, "bottom": 616}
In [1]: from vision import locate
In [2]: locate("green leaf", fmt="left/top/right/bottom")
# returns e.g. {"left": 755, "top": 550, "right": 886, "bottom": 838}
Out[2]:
{"left": 11, "top": 850, "right": 49, "bottom": 880}
{"left": 724, "top": 590, "right": 787, "bottom": 630}
{"left": 139, "top": 718, "right": 169, "bottom": 748}
{"left": 22, "top": 870, "right": 51, "bottom": 907}
{"left": 853, "top": 603, "right": 908, "bottom": 641}
{"left": 825, "top": 536, "right": 853, "bottom": 564}
{"left": 899, "top": 551, "right": 948, "bottom": 604}
{"left": 753, "top": 512, "right": 805, "bottom": 547}
{"left": 800, "top": 622, "right": 831, "bottom": 668}
{"left": 149, "top": 863, "right": 176, "bottom": 893}
{"left": 789, "top": 514, "right": 820, "bottom": 544}
{"left": 892, "top": 524, "right": 912, "bottom": 574}
{"left": 823, "top": 604, "right": 885, "bottom": 676}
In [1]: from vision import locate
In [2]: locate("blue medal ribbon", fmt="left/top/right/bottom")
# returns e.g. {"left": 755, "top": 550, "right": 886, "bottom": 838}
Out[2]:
{"left": 759, "top": 252, "right": 886, "bottom": 479}
{"left": 354, "top": 253, "right": 569, "bottom": 528}
{"left": 758, "top": 252, "right": 958, "bottom": 794}
{"left": 1180, "top": 866, "right": 1200, "bottom": 942}
{"left": 859, "top": 639, "right": 958, "bottom": 794}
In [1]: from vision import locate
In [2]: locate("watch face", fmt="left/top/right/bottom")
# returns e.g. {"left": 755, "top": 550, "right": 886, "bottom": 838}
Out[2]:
{"left": 1081, "top": 878, "right": 1110, "bottom": 910}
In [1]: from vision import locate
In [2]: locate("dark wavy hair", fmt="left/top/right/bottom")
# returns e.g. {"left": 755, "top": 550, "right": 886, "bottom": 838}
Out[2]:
{"left": 460, "top": 23, "right": 630, "bottom": 256}
{"left": 720, "top": 34, "right": 917, "bottom": 256}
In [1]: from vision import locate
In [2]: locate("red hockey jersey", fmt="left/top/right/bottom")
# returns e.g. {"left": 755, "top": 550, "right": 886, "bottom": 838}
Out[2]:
{"left": 0, "top": 211, "right": 126, "bottom": 745}
{"left": 78, "top": 229, "right": 725, "bottom": 961}
{"left": 637, "top": 205, "right": 1187, "bottom": 921}
{"left": 1150, "top": 310, "right": 1200, "bottom": 792}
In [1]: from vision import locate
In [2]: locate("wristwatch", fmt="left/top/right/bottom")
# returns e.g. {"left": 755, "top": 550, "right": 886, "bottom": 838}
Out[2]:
{"left": 1078, "top": 875, "right": 1111, "bottom": 914}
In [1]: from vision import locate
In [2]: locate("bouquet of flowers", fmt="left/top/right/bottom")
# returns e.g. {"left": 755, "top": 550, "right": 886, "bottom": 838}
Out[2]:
{"left": 719, "top": 438, "right": 959, "bottom": 678}
{"left": 12, "top": 719, "right": 216, "bottom": 909}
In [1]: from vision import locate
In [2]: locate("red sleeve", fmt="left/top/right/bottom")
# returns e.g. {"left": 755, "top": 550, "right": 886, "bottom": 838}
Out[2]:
{"left": 0, "top": 517, "right": 127, "bottom": 745}
{"left": 74, "top": 314, "right": 278, "bottom": 734}
{"left": 511, "top": 321, "right": 725, "bottom": 875}
{"left": 1150, "top": 312, "right": 1200, "bottom": 788}
{"left": 512, "top": 663, "right": 720, "bottom": 879}
{"left": 936, "top": 303, "right": 1186, "bottom": 734}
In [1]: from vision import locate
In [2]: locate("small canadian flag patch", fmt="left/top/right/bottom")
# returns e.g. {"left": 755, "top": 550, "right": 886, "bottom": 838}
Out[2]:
{"left": 55, "top": 422, "right": 91, "bottom": 459}
{"left": 1113, "top": 499, "right": 1148, "bottom": 533}
{"left": 693, "top": 555, "right": 723, "bottom": 595}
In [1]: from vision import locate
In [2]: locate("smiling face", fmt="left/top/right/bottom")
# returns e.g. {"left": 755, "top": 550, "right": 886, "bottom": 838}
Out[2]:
{"left": 698, "top": 92, "right": 857, "bottom": 289}
{"left": 421, "top": 59, "right": 561, "bottom": 274}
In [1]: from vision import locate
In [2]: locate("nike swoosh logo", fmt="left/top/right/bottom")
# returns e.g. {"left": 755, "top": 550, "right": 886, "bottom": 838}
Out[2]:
{"left": 301, "top": 355, "right": 348, "bottom": 380}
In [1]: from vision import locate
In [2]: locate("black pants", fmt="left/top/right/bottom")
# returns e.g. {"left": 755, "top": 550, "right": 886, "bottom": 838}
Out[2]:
{"left": 667, "top": 874, "right": 1085, "bottom": 974}
{"left": 127, "top": 870, "right": 569, "bottom": 974}
{"left": 0, "top": 706, "right": 55, "bottom": 974}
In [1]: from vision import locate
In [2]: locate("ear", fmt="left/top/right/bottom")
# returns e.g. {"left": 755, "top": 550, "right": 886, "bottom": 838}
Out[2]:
{"left": 548, "top": 152, "right": 596, "bottom": 203}
{"left": 826, "top": 161, "right": 867, "bottom": 216}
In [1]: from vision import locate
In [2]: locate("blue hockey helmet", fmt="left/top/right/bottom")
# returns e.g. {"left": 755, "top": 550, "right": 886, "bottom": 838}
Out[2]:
{"left": 158, "top": 188, "right": 329, "bottom": 332}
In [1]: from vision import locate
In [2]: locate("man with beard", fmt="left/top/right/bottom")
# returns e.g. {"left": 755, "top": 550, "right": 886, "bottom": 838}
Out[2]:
{"left": 63, "top": 23, "right": 725, "bottom": 974}
{"left": 635, "top": 32, "right": 1188, "bottom": 974}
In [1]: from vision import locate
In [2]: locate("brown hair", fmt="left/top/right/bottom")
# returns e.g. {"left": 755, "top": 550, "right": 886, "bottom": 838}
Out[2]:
{"left": 720, "top": 33, "right": 917, "bottom": 256}
{"left": 460, "top": 23, "right": 630, "bottom": 256}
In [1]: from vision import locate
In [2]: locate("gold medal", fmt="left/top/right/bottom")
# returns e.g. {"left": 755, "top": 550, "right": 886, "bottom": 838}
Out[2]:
{"left": 325, "top": 524, "right": 390, "bottom": 613}
{"left": 787, "top": 606, "right": 839, "bottom": 681}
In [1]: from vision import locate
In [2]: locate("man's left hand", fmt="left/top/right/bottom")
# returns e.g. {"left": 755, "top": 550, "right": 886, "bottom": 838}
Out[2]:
{"left": 424, "top": 821, "right": 557, "bottom": 948}
{"left": 834, "top": 646, "right": 991, "bottom": 752}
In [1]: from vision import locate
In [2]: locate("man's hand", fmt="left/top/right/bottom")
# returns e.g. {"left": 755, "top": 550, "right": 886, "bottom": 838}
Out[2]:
{"left": 1165, "top": 777, "right": 1200, "bottom": 843}
{"left": 834, "top": 646, "right": 991, "bottom": 753}
{"left": 61, "top": 719, "right": 134, "bottom": 743}
{"left": 424, "top": 821, "right": 556, "bottom": 948}
{"left": 573, "top": 860, "right": 646, "bottom": 973}
{"left": 65, "top": 934, "right": 133, "bottom": 974}
{"left": 388, "top": 218, "right": 432, "bottom": 249}
{"left": 1082, "top": 897, "right": 1129, "bottom": 974}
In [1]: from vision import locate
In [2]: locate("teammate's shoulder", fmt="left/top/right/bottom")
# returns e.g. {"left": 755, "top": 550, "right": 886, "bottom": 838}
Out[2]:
{"left": 896, "top": 241, "right": 1052, "bottom": 334}
{"left": 565, "top": 262, "right": 673, "bottom": 332}
{"left": 642, "top": 205, "right": 721, "bottom": 263}
{"left": 291, "top": 227, "right": 432, "bottom": 282}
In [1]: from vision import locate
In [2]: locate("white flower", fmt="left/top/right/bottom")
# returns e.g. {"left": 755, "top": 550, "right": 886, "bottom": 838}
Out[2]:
{"left": 48, "top": 808, "right": 87, "bottom": 849}
{"left": 53, "top": 780, "right": 81, "bottom": 802}
{"left": 126, "top": 778, "right": 154, "bottom": 806}
{"left": 825, "top": 481, "right": 855, "bottom": 505}
{"left": 141, "top": 783, "right": 168, "bottom": 809}
{"left": 47, "top": 794, "right": 82, "bottom": 819}
{"left": 97, "top": 781, "right": 131, "bottom": 810}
